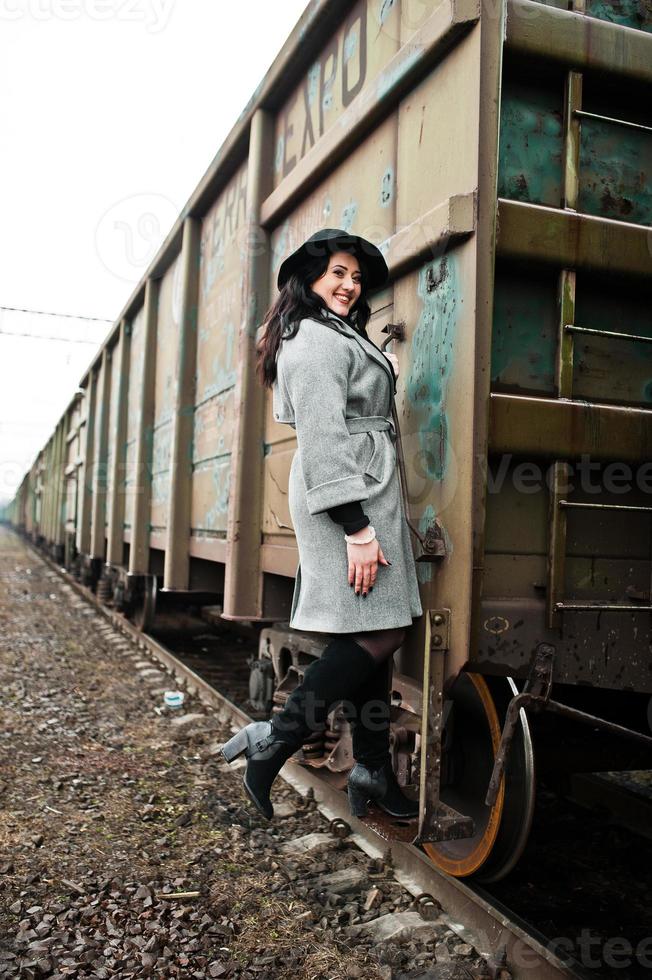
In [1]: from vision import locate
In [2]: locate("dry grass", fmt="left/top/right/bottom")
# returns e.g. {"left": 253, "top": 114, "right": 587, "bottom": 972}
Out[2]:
{"left": 209, "top": 869, "right": 386, "bottom": 980}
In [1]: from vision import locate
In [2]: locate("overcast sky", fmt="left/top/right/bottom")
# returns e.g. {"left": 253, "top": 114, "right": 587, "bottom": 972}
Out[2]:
{"left": 0, "top": 0, "right": 308, "bottom": 504}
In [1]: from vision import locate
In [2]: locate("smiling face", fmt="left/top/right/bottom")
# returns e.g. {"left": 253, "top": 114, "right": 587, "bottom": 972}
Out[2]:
{"left": 309, "top": 250, "right": 362, "bottom": 319}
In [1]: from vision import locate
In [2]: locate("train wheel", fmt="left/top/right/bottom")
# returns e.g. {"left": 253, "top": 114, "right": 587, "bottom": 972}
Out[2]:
{"left": 132, "top": 575, "right": 157, "bottom": 632}
{"left": 422, "top": 674, "right": 535, "bottom": 882}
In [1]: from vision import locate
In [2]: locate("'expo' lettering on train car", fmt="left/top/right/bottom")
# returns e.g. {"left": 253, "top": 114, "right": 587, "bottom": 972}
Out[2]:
{"left": 278, "top": 3, "right": 367, "bottom": 179}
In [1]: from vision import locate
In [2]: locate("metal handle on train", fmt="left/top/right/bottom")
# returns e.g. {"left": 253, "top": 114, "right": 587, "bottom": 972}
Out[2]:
{"left": 381, "top": 322, "right": 446, "bottom": 564}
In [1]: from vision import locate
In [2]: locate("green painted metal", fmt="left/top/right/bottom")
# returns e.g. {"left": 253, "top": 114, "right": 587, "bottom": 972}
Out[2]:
{"left": 491, "top": 267, "right": 558, "bottom": 395}
{"left": 491, "top": 265, "right": 652, "bottom": 404}
{"left": 406, "top": 258, "right": 459, "bottom": 484}
{"left": 585, "top": 0, "right": 652, "bottom": 33}
{"left": 498, "top": 78, "right": 652, "bottom": 227}
{"left": 577, "top": 115, "right": 652, "bottom": 225}
{"left": 529, "top": 0, "right": 652, "bottom": 31}
{"left": 573, "top": 273, "right": 652, "bottom": 405}
{"left": 497, "top": 82, "right": 563, "bottom": 208}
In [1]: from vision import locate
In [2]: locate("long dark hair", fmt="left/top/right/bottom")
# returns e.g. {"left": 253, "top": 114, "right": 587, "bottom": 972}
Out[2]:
{"left": 255, "top": 249, "right": 372, "bottom": 388}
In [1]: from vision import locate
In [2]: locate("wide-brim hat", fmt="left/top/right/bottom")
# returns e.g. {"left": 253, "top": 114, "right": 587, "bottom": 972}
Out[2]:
{"left": 277, "top": 228, "right": 389, "bottom": 292}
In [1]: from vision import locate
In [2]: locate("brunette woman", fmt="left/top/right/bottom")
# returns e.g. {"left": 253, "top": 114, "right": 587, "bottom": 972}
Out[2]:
{"left": 221, "top": 229, "right": 422, "bottom": 820}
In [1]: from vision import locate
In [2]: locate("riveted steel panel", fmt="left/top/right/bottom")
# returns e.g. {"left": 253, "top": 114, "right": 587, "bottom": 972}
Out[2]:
{"left": 150, "top": 258, "right": 181, "bottom": 534}
{"left": 124, "top": 305, "right": 146, "bottom": 531}
{"left": 271, "top": 0, "right": 401, "bottom": 191}
{"left": 190, "top": 162, "right": 247, "bottom": 541}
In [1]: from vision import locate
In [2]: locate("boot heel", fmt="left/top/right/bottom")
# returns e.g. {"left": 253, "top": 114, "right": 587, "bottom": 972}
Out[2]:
{"left": 348, "top": 784, "right": 370, "bottom": 818}
{"left": 221, "top": 728, "right": 249, "bottom": 763}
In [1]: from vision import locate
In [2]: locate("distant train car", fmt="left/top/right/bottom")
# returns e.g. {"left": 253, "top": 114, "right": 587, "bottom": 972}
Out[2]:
{"left": 7, "top": 0, "right": 652, "bottom": 880}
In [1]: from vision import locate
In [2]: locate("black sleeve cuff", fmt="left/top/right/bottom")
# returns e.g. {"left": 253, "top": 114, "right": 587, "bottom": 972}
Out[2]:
{"left": 326, "top": 500, "right": 371, "bottom": 535}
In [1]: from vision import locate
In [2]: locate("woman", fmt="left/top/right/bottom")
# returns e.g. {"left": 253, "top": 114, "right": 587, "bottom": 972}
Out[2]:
{"left": 221, "top": 228, "right": 423, "bottom": 821}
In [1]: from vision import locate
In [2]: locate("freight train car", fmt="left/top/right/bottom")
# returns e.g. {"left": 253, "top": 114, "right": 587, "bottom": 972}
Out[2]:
{"left": 6, "top": 0, "right": 652, "bottom": 881}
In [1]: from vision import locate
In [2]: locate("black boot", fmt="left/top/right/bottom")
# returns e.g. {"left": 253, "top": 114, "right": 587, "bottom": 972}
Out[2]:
{"left": 348, "top": 758, "right": 419, "bottom": 818}
{"left": 220, "top": 721, "right": 297, "bottom": 820}
{"left": 221, "top": 635, "right": 377, "bottom": 819}
{"left": 346, "top": 659, "right": 419, "bottom": 819}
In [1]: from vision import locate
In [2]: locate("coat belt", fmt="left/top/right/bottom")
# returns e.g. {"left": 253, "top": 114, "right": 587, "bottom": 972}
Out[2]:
{"left": 345, "top": 415, "right": 395, "bottom": 483}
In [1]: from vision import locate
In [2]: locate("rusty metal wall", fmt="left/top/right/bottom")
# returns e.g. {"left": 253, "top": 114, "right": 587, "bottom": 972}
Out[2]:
{"left": 480, "top": 5, "right": 652, "bottom": 692}
{"left": 263, "top": 1, "right": 484, "bottom": 682}
{"left": 149, "top": 258, "right": 181, "bottom": 547}
{"left": 7, "top": 0, "right": 652, "bottom": 699}
{"left": 105, "top": 333, "right": 123, "bottom": 534}
{"left": 190, "top": 163, "right": 248, "bottom": 557}
{"left": 64, "top": 398, "right": 83, "bottom": 543}
{"left": 124, "top": 305, "right": 146, "bottom": 539}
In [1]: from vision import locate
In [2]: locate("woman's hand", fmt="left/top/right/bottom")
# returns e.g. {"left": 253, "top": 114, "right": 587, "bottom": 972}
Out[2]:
{"left": 384, "top": 351, "right": 399, "bottom": 379}
{"left": 347, "top": 531, "right": 390, "bottom": 596}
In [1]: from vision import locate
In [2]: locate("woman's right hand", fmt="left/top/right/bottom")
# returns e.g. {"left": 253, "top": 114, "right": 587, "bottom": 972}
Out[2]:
{"left": 347, "top": 532, "right": 390, "bottom": 596}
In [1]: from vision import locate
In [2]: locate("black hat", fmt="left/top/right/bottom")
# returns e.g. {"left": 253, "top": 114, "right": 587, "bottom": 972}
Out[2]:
{"left": 277, "top": 228, "right": 389, "bottom": 291}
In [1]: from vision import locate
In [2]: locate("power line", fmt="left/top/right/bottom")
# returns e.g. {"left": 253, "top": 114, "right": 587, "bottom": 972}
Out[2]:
{"left": 0, "top": 304, "right": 112, "bottom": 323}
{"left": 0, "top": 327, "right": 98, "bottom": 345}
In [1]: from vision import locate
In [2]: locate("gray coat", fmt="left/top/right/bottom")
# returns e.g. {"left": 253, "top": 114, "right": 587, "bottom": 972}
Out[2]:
{"left": 273, "top": 311, "right": 423, "bottom": 634}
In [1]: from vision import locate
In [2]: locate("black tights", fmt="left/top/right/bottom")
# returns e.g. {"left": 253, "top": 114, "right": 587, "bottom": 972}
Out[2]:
{"left": 351, "top": 626, "right": 406, "bottom": 664}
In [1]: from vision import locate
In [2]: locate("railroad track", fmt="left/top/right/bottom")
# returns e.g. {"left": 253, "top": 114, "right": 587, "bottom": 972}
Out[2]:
{"left": 25, "top": 543, "right": 598, "bottom": 980}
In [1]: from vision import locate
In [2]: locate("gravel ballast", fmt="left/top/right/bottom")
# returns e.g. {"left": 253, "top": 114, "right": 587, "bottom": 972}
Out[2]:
{"left": 0, "top": 528, "right": 493, "bottom": 979}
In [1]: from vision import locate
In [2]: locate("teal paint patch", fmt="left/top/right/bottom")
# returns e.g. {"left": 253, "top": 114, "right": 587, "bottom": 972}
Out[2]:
{"left": 491, "top": 268, "right": 557, "bottom": 394}
{"left": 343, "top": 27, "right": 358, "bottom": 63}
{"left": 578, "top": 117, "right": 652, "bottom": 226}
{"left": 307, "top": 62, "right": 320, "bottom": 107}
{"left": 379, "top": 0, "right": 397, "bottom": 23}
{"left": 200, "top": 224, "right": 227, "bottom": 302}
{"left": 340, "top": 201, "right": 358, "bottom": 231}
{"left": 197, "top": 323, "right": 237, "bottom": 404}
{"left": 151, "top": 420, "right": 172, "bottom": 476}
{"left": 150, "top": 471, "right": 169, "bottom": 508}
{"left": 586, "top": 0, "right": 652, "bottom": 32}
{"left": 202, "top": 460, "right": 231, "bottom": 532}
{"left": 406, "top": 258, "right": 458, "bottom": 498}
{"left": 498, "top": 83, "right": 563, "bottom": 207}
{"left": 380, "top": 167, "right": 394, "bottom": 208}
